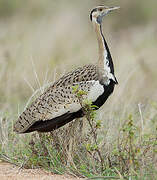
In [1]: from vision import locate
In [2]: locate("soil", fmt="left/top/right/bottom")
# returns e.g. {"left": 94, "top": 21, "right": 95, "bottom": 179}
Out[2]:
{"left": 0, "top": 162, "right": 82, "bottom": 180}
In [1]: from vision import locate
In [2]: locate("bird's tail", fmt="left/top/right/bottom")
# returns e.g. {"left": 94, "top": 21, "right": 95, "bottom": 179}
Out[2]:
{"left": 14, "top": 108, "right": 35, "bottom": 133}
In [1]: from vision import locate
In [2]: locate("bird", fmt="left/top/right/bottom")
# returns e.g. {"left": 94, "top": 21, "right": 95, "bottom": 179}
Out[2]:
{"left": 14, "top": 5, "right": 119, "bottom": 133}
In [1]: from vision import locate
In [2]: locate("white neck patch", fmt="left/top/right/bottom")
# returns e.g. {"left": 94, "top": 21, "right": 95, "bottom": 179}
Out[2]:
{"left": 92, "top": 18, "right": 116, "bottom": 85}
{"left": 102, "top": 44, "right": 116, "bottom": 85}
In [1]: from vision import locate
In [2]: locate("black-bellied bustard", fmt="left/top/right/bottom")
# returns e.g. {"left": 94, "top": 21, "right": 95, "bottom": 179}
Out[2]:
{"left": 14, "top": 5, "right": 119, "bottom": 133}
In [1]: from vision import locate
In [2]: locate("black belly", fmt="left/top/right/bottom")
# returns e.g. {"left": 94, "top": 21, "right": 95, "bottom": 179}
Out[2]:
{"left": 25, "top": 81, "right": 115, "bottom": 133}
{"left": 93, "top": 80, "right": 115, "bottom": 109}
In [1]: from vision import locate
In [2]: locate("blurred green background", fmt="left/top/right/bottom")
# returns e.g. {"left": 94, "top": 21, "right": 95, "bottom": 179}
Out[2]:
{"left": 0, "top": 0, "right": 157, "bottom": 111}
{"left": 0, "top": 0, "right": 157, "bottom": 26}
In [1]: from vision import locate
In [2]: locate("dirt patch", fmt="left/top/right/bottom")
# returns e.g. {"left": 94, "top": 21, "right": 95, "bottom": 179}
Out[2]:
{"left": 0, "top": 162, "right": 82, "bottom": 180}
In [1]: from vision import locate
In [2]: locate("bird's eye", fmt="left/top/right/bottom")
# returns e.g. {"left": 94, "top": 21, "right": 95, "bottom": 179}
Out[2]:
{"left": 99, "top": 8, "right": 103, "bottom": 11}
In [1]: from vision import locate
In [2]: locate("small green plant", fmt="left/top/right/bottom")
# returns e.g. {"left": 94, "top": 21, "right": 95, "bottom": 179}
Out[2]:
{"left": 72, "top": 85, "right": 104, "bottom": 172}
{"left": 117, "top": 115, "right": 140, "bottom": 174}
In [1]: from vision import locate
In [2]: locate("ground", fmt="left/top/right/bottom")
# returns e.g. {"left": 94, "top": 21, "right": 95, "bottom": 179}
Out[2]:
{"left": 0, "top": 162, "right": 82, "bottom": 180}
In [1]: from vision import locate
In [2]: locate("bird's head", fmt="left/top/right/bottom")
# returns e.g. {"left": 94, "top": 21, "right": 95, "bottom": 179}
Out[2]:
{"left": 90, "top": 5, "right": 120, "bottom": 24}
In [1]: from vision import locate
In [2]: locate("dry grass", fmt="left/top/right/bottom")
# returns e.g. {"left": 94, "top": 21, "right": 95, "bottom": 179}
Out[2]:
{"left": 0, "top": 1, "right": 157, "bottom": 179}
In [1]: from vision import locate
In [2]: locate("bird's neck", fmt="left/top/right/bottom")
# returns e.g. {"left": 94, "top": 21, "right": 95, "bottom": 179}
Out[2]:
{"left": 93, "top": 21, "right": 117, "bottom": 85}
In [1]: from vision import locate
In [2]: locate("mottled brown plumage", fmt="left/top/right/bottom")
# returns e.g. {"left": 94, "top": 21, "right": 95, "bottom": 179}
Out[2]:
{"left": 14, "top": 5, "right": 119, "bottom": 133}
{"left": 14, "top": 65, "right": 98, "bottom": 133}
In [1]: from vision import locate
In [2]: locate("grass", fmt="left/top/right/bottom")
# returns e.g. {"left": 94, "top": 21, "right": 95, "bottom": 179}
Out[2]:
{"left": 0, "top": 94, "right": 156, "bottom": 179}
{"left": 0, "top": 1, "right": 157, "bottom": 179}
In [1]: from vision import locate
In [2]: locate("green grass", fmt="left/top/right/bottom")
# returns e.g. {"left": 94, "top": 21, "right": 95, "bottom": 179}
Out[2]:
{"left": 0, "top": 103, "right": 156, "bottom": 179}
{"left": 0, "top": 1, "right": 157, "bottom": 179}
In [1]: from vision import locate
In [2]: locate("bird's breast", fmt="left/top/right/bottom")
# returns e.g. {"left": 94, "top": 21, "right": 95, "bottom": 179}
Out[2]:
{"left": 87, "top": 80, "right": 104, "bottom": 102}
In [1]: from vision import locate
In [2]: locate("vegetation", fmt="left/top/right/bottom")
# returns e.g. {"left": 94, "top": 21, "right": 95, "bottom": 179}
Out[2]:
{"left": 0, "top": 85, "right": 156, "bottom": 179}
{"left": 0, "top": 0, "right": 157, "bottom": 179}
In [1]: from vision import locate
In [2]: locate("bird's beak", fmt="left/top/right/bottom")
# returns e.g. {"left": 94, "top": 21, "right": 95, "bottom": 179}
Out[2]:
{"left": 101, "top": 6, "right": 120, "bottom": 17}
{"left": 108, "top": 6, "right": 120, "bottom": 12}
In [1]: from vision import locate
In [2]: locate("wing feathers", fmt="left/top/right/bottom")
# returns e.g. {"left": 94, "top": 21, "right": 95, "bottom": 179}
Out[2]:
{"left": 14, "top": 64, "right": 99, "bottom": 133}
